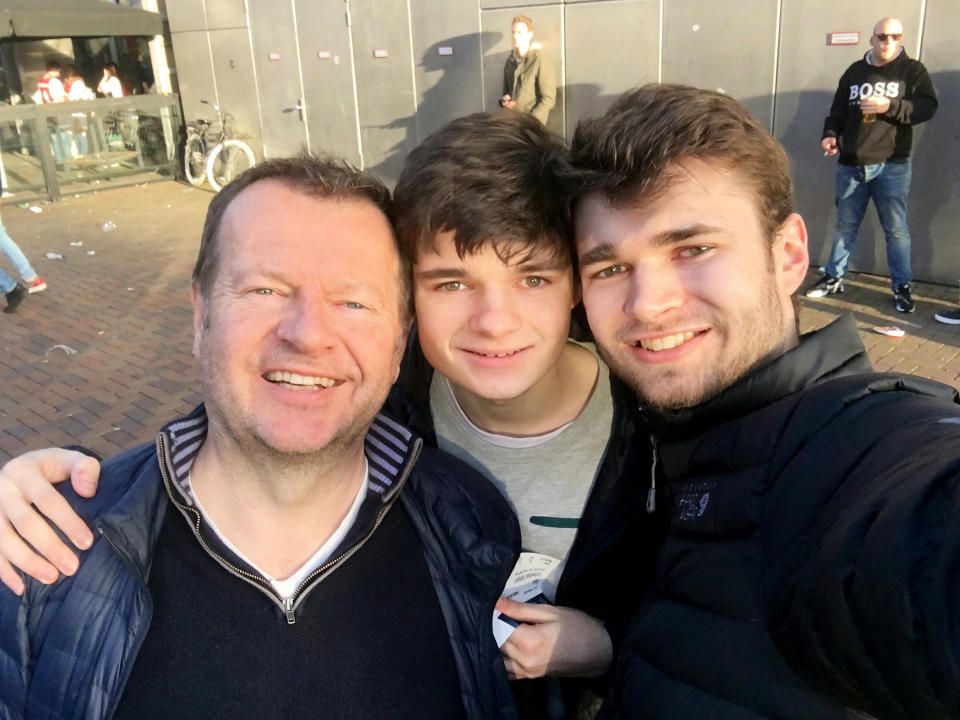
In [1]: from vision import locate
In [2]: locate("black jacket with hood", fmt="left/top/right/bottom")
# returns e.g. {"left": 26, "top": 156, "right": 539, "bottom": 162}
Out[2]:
{"left": 601, "top": 315, "right": 960, "bottom": 719}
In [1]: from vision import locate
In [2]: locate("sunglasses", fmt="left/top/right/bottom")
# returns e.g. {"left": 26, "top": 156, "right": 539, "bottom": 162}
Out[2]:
{"left": 874, "top": 33, "right": 902, "bottom": 42}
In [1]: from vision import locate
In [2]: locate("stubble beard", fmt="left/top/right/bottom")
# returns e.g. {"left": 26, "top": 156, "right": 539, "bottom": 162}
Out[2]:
{"left": 600, "top": 276, "right": 787, "bottom": 412}
{"left": 197, "top": 352, "right": 385, "bottom": 482}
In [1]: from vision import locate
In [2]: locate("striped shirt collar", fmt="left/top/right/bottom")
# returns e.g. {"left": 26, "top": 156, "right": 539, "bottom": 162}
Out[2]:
{"left": 159, "top": 404, "right": 417, "bottom": 506}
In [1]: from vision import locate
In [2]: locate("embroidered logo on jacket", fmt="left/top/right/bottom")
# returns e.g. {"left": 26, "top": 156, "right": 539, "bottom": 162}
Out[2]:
{"left": 676, "top": 480, "right": 716, "bottom": 522}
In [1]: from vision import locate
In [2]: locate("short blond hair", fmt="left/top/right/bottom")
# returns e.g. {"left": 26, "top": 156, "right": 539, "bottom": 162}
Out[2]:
{"left": 511, "top": 15, "right": 533, "bottom": 30}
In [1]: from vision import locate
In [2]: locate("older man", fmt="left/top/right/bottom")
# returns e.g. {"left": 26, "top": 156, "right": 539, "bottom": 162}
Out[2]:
{"left": 805, "top": 16, "right": 937, "bottom": 313}
{"left": 0, "top": 156, "right": 519, "bottom": 720}
{"left": 568, "top": 84, "right": 960, "bottom": 719}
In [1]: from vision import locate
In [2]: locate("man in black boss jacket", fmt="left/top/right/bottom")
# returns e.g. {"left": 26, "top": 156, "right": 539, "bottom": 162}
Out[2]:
{"left": 0, "top": 156, "right": 520, "bottom": 720}
{"left": 567, "top": 83, "right": 960, "bottom": 719}
{"left": 805, "top": 16, "right": 938, "bottom": 313}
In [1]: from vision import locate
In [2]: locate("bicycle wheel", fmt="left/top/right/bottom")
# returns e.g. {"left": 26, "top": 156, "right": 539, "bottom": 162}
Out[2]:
{"left": 183, "top": 133, "right": 206, "bottom": 186}
{"left": 206, "top": 139, "right": 256, "bottom": 192}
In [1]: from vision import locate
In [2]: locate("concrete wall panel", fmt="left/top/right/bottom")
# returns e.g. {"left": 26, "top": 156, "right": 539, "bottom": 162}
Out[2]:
{"left": 480, "top": 0, "right": 556, "bottom": 8}
{"left": 168, "top": 31, "right": 218, "bottom": 125}
{"left": 208, "top": 27, "right": 262, "bottom": 155}
{"left": 349, "top": 0, "right": 418, "bottom": 185}
{"left": 160, "top": 0, "right": 960, "bottom": 285}
{"left": 205, "top": 0, "right": 248, "bottom": 30}
{"left": 409, "top": 0, "right": 485, "bottom": 143}
{"left": 662, "top": 0, "right": 777, "bottom": 128}
{"left": 564, "top": 0, "right": 658, "bottom": 140}
{"left": 246, "top": 0, "right": 307, "bottom": 157}
{"left": 909, "top": 0, "right": 960, "bottom": 286}
{"left": 481, "top": 4, "right": 564, "bottom": 136}
{"left": 165, "top": 0, "right": 208, "bottom": 33}
{"left": 293, "top": 0, "right": 361, "bottom": 165}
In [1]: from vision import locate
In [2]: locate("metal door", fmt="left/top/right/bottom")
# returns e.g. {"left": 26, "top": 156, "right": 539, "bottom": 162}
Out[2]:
{"left": 564, "top": 0, "right": 659, "bottom": 141}
{"left": 294, "top": 0, "right": 361, "bottom": 166}
{"left": 247, "top": 0, "right": 308, "bottom": 157}
{"left": 347, "top": 0, "right": 418, "bottom": 186}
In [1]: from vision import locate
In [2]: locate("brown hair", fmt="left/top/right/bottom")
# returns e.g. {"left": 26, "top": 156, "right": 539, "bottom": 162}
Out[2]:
{"left": 566, "top": 83, "right": 793, "bottom": 241}
{"left": 392, "top": 111, "right": 572, "bottom": 270}
{"left": 512, "top": 15, "right": 533, "bottom": 30}
{"left": 193, "top": 153, "right": 410, "bottom": 318}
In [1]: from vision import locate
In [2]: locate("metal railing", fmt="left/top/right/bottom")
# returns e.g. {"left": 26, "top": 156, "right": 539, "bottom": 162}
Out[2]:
{"left": 0, "top": 94, "right": 182, "bottom": 201}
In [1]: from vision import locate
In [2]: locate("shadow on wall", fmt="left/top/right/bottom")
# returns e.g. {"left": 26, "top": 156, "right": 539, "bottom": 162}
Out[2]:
{"left": 778, "top": 88, "right": 839, "bottom": 269}
{"left": 367, "top": 29, "right": 639, "bottom": 187}
{"left": 367, "top": 32, "right": 501, "bottom": 187}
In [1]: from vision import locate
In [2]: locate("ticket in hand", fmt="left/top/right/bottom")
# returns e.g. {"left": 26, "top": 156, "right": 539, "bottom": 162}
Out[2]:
{"left": 492, "top": 552, "right": 563, "bottom": 647}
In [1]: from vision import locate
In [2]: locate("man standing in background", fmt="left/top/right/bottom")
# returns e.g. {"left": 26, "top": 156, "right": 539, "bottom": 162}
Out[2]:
{"left": 806, "top": 16, "right": 937, "bottom": 313}
{"left": 500, "top": 15, "right": 556, "bottom": 126}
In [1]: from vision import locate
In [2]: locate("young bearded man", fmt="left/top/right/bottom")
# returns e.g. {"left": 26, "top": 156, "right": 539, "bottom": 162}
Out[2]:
{"left": 568, "top": 84, "right": 960, "bottom": 719}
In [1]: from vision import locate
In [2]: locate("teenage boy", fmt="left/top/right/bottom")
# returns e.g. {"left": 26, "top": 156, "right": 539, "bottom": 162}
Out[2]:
{"left": 389, "top": 112, "right": 658, "bottom": 715}
{"left": 0, "top": 113, "right": 658, "bottom": 718}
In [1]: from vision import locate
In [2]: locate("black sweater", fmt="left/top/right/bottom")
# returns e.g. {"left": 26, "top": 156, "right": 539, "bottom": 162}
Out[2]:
{"left": 822, "top": 48, "right": 937, "bottom": 166}
{"left": 113, "top": 494, "right": 465, "bottom": 720}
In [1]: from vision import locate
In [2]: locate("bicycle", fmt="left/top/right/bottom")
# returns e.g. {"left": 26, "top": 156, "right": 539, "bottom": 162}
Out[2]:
{"left": 183, "top": 100, "right": 256, "bottom": 191}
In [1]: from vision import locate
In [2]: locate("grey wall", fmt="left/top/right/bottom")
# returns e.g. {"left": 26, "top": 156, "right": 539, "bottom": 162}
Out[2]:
{"left": 167, "top": 0, "right": 960, "bottom": 284}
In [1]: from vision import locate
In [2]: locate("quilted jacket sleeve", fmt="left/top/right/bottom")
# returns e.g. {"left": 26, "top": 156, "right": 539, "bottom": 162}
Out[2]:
{"left": 765, "top": 388, "right": 960, "bottom": 719}
{"left": 0, "top": 586, "right": 28, "bottom": 720}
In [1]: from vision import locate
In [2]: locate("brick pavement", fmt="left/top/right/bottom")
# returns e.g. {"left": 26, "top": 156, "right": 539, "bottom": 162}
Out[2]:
{"left": 0, "top": 181, "right": 210, "bottom": 462}
{"left": 1, "top": 179, "right": 960, "bottom": 463}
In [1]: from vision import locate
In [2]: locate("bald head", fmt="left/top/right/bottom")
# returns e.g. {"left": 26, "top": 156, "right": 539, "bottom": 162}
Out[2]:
{"left": 870, "top": 17, "right": 904, "bottom": 65}
{"left": 873, "top": 17, "right": 903, "bottom": 35}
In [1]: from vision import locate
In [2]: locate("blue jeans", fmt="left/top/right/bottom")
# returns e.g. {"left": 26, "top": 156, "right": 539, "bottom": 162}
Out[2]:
{"left": 0, "top": 217, "right": 36, "bottom": 293}
{"left": 825, "top": 160, "right": 912, "bottom": 289}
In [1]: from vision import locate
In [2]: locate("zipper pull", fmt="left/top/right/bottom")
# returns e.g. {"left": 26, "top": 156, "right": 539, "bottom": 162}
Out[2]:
{"left": 283, "top": 596, "right": 296, "bottom": 625}
{"left": 646, "top": 433, "right": 658, "bottom": 514}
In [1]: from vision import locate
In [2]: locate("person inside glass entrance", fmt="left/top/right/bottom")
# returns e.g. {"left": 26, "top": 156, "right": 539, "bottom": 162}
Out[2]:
{"left": 97, "top": 62, "right": 126, "bottom": 99}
